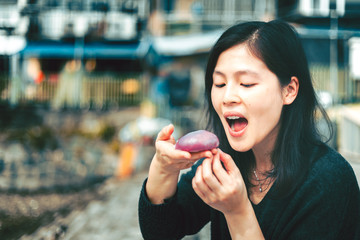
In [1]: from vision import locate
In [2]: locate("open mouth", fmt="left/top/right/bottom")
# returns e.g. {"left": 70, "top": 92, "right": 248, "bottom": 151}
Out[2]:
{"left": 226, "top": 116, "right": 248, "bottom": 132}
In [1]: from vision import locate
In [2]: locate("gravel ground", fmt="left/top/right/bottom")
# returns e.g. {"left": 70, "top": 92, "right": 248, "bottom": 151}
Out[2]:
{"left": 19, "top": 172, "right": 147, "bottom": 240}
{"left": 18, "top": 170, "right": 211, "bottom": 240}
{"left": 0, "top": 180, "right": 107, "bottom": 239}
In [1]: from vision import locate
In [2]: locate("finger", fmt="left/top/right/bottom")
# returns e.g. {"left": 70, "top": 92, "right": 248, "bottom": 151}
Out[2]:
{"left": 192, "top": 165, "right": 206, "bottom": 198}
{"left": 211, "top": 148, "right": 218, "bottom": 155}
{"left": 156, "top": 124, "right": 174, "bottom": 141}
{"left": 218, "top": 149, "right": 238, "bottom": 173}
{"left": 212, "top": 151, "right": 228, "bottom": 182}
{"left": 189, "top": 150, "right": 213, "bottom": 162}
{"left": 155, "top": 140, "right": 191, "bottom": 160}
{"left": 168, "top": 134, "right": 176, "bottom": 144}
{"left": 201, "top": 158, "right": 221, "bottom": 191}
{"left": 173, "top": 149, "right": 192, "bottom": 160}
{"left": 169, "top": 149, "right": 213, "bottom": 164}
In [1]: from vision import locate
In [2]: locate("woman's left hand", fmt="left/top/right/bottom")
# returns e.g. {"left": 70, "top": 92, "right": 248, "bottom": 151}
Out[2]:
{"left": 192, "top": 149, "right": 249, "bottom": 215}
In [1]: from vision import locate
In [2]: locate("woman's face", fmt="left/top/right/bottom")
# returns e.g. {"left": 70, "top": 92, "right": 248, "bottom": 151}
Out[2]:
{"left": 211, "top": 43, "right": 286, "bottom": 154}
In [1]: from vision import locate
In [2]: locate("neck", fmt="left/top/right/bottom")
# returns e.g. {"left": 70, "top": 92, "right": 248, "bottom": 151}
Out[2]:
{"left": 252, "top": 125, "right": 279, "bottom": 172}
{"left": 252, "top": 147, "right": 274, "bottom": 173}
{"left": 250, "top": 149, "right": 275, "bottom": 196}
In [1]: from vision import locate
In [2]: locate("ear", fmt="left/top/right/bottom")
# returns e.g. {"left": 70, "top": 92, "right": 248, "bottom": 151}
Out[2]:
{"left": 283, "top": 76, "right": 299, "bottom": 105}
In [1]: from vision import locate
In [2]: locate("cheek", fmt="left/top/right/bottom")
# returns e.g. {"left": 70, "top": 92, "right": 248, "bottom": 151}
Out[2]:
{"left": 251, "top": 90, "right": 283, "bottom": 121}
{"left": 258, "top": 96, "right": 283, "bottom": 123}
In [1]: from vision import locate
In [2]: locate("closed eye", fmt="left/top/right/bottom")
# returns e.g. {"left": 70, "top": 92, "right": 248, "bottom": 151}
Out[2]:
{"left": 214, "top": 83, "right": 226, "bottom": 88}
{"left": 241, "top": 83, "right": 255, "bottom": 88}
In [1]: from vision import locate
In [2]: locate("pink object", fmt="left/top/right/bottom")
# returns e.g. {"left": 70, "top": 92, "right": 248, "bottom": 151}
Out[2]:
{"left": 175, "top": 130, "right": 219, "bottom": 152}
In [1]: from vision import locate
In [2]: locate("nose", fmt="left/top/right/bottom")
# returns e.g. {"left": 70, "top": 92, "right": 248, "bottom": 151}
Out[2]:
{"left": 223, "top": 84, "right": 241, "bottom": 105}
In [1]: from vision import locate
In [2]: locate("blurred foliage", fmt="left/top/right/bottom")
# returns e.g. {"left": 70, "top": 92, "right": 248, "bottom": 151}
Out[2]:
{"left": 5, "top": 126, "right": 59, "bottom": 152}
{"left": 98, "top": 124, "right": 116, "bottom": 142}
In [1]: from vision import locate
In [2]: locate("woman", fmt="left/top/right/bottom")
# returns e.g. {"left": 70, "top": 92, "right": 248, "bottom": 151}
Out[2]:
{"left": 138, "top": 20, "right": 360, "bottom": 239}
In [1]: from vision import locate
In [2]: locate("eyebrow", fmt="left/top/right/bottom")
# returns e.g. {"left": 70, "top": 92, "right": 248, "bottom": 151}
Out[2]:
{"left": 213, "top": 69, "right": 259, "bottom": 78}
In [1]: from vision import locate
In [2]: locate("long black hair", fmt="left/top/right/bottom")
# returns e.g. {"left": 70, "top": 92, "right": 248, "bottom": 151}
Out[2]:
{"left": 205, "top": 19, "right": 332, "bottom": 197}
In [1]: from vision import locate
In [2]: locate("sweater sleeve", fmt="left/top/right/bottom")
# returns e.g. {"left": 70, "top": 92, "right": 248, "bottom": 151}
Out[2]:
{"left": 275, "top": 150, "right": 360, "bottom": 240}
{"left": 138, "top": 161, "right": 211, "bottom": 240}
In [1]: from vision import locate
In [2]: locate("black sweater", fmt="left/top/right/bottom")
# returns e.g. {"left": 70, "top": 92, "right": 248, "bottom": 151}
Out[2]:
{"left": 138, "top": 144, "right": 360, "bottom": 239}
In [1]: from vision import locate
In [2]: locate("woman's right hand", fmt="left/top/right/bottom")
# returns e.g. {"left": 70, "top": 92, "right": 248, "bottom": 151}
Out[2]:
{"left": 146, "top": 124, "right": 213, "bottom": 204}
{"left": 153, "top": 124, "right": 213, "bottom": 175}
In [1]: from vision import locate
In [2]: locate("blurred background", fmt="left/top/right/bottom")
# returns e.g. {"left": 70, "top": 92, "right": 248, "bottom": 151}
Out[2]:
{"left": 0, "top": 0, "right": 359, "bottom": 239}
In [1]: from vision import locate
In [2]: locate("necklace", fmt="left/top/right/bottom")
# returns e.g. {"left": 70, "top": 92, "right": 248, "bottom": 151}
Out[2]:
{"left": 253, "top": 170, "right": 263, "bottom": 192}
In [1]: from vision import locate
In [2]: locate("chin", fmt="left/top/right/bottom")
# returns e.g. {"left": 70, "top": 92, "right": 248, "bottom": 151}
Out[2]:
{"left": 225, "top": 133, "right": 252, "bottom": 153}
{"left": 230, "top": 144, "right": 251, "bottom": 153}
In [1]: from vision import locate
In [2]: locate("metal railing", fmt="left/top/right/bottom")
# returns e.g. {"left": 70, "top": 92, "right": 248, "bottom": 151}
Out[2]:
{"left": 339, "top": 106, "right": 360, "bottom": 162}
{"left": 0, "top": 72, "right": 146, "bottom": 109}
{"left": 311, "top": 64, "right": 360, "bottom": 103}
{"left": 2, "top": 64, "right": 360, "bottom": 109}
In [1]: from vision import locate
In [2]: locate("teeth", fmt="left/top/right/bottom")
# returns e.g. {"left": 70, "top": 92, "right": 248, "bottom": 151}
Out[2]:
{"left": 226, "top": 116, "right": 239, "bottom": 131}
{"left": 227, "top": 116, "right": 240, "bottom": 120}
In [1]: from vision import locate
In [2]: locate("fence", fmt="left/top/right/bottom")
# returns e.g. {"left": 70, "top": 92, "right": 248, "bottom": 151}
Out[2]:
{"left": 338, "top": 106, "right": 360, "bottom": 162}
{"left": 310, "top": 64, "right": 360, "bottom": 103}
{"left": 0, "top": 72, "right": 147, "bottom": 109}
{"left": 2, "top": 64, "right": 360, "bottom": 108}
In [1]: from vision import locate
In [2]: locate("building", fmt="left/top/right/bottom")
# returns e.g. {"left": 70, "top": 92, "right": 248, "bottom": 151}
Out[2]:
{"left": 0, "top": 0, "right": 151, "bottom": 107}
{"left": 1, "top": 0, "right": 360, "bottom": 107}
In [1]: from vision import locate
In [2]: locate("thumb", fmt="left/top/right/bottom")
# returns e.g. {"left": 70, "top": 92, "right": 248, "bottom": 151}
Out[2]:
{"left": 156, "top": 124, "right": 174, "bottom": 142}
{"left": 218, "top": 149, "right": 238, "bottom": 173}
